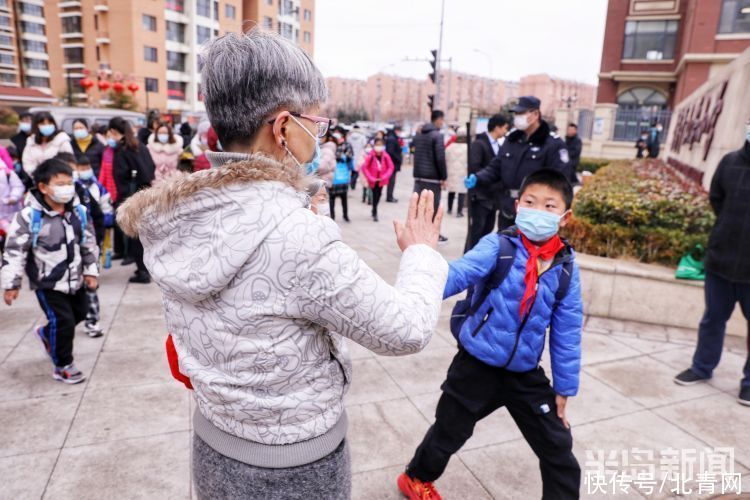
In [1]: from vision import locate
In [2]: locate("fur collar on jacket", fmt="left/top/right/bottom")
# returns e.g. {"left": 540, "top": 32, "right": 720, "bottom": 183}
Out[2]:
{"left": 117, "top": 154, "right": 310, "bottom": 237}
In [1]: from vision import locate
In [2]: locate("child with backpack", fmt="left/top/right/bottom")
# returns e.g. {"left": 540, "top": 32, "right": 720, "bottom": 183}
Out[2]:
{"left": 397, "top": 169, "right": 583, "bottom": 500}
{"left": 1, "top": 158, "right": 99, "bottom": 384}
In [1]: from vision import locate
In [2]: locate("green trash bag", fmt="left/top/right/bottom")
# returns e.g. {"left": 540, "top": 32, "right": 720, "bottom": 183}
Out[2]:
{"left": 675, "top": 244, "right": 706, "bottom": 281}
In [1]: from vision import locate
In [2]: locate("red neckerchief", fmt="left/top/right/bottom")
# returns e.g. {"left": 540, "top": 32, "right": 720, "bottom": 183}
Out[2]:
{"left": 445, "top": 135, "right": 457, "bottom": 148}
{"left": 519, "top": 233, "right": 565, "bottom": 318}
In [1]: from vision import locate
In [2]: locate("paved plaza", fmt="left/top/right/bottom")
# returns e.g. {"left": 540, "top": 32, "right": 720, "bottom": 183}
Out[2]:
{"left": 1, "top": 166, "right": 748, "bottom": 500}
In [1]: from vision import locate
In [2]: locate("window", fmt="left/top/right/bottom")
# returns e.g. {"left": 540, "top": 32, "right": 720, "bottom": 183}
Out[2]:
{"left": 18, "top": 2, "right": 43, "bottom": 17}
{"left": 0, "top": 52, "right": 12, "bottom": 64}
{"left": 142, "top": 14, "right": 157, "bottom": 31}
{"left": 304, "top": 9, "right": 311, "bottom": 21}
{"left": 197, "top": 25, "right": 211, "bottom": 44}
{"left": 96, "top": 46, "right": 100, "bottom": 61}
{"left": 225, "top": 3, "right": 236, "bottom": 19}
{"left": 280, "top": 22, "right": 293, "bottom": 40}
{"left": 64, "top": 47, "right": 83, "bottom": 64}
{"left": 196, "top": 0, "right": 210, "bottom": 17}
{"left": 718, "top": 0, "right": 750, "bottom": 33}
{"left": 263, "top": 16, "right": 273, "bottom": 30}
{"left": 0, "top": 34, "right": 11, "bottom": 46}
{"left": 266, "top": 0, "right": 272, "bottom": 4}
{"left": 280, "top": 0, "right": 294, "bottom": 16}
{"left": 25, "top": 75, "right": 50, "bottom": 88}
{"left": 613, "top": 88, "right": 670, "bottom": 141}
{"left": 22, "top": 39, "right": 47, "bottom": 53}
{"left": 304, "top": 31, "right": 311, "bottom": 43}
{"left": 167, "top": 50, "right": 186, "bottom": 71}
{"left": 23, "top": 57, "right": 49, "bottom": 70}
{"left": 622, "top": 20, "right": 678, "bottom": 60}
{"left": 166, "top": 21, "right": 186, "bottom": 43}
{"left": 144, "top": 46, "right": 158, "bottom": 62}
{"left": 213, "top": 0, "right": 219, "bottom": 20}
{"left": 94, "top": 14, "right": 98, "bottom": 30}
{"left": 167, "top": 80, "right": 187, "bottom": 100}
{"left": 0, "top": 16, "right": 10, "bottom": 28}
{"left": 0, "top": 73, "right": 15, "bottom": 83}
{"left": 166, "top": 0, "right": 185, "bottom": 12}
{"left": 21, "top": 21, "right": 45, "bottom": 35}
{"left": 145, "top": 77, "right": 159, "bottom": 92}
{"left": 61, "top": 16, "right": 82, "bottom": 34}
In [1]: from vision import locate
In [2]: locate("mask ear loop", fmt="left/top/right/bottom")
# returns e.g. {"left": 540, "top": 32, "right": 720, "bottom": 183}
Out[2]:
{"left": 272, "top": 111, "right": 302, "bottom": 167}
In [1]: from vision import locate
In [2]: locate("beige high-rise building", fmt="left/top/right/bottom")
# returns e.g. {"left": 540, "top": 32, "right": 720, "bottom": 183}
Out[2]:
{"left": 518, "top": 74, "right": 596, "bottom": 119}
{"left": 324, "top": 76, "right": 367, "bottom": 118}
{"left": 242, "top": 0, "right": 314, "bottom": 56}
{"left": 437, "top": 69, "right": 519, "bottom": 122}
{"left": 366, "top": 73, "right": 432, "bottom": 123}
{"left": 0, "top": 0, "right": 314, "bottom": 118}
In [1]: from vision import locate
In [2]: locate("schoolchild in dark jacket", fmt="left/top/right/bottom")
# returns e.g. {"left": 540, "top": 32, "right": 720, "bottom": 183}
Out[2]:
{"left": 398, "top": 169, "right": 583, "bottom": 500}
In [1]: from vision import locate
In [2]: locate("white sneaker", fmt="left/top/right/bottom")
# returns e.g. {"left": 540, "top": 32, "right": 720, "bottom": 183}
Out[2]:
{"left": 85, "top": 322, "right": 104, "bottom": 338}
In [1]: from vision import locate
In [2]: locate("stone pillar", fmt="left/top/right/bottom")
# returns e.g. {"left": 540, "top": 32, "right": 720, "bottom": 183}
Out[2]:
{"left": 587, "top": 103, "right": 618, "bottom": 157}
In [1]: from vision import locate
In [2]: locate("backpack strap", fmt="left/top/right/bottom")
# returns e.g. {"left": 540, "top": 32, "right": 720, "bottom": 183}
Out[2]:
{"left": 30, "top": 208, "right": 43, "bottom": 248}
{"left": 466, "top": 233, "right": 517, "bottom": 317}
{"left": 75, "top": 205, "right": 87, "bottom": 244}
{"left": 553, "top": 260, "right": 574, "bottom": 308}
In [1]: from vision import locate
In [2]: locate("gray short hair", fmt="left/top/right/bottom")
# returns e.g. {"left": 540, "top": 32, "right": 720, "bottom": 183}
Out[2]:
{"left": 201, "top": 29, "right": 327, "bottom": 148}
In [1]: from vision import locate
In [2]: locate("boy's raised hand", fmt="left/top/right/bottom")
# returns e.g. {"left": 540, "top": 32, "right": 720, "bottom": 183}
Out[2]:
{"left": 84, "top": 276, "right": 98, "bottom": 290}
{"left": 4, "top": 289, "right": 18, "bottom": 306}
{"left": 393, "top": 190, "right": 443, "bottom": 252}
{"left": 556, "top": 395, "right": 570, "bottom": 429}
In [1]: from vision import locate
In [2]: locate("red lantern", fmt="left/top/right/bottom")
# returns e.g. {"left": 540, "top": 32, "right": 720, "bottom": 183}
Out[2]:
{"left": 113, "top": 81, "right": 125, "bottom": 93}
{"left": 79, "top": 78, "right": 95, "bottom": 92}
{"left": 97, "top": 79, "right": 111, "bottom": 92}
{"left": 127, "top": 82, "right": 139, "bottom": 94}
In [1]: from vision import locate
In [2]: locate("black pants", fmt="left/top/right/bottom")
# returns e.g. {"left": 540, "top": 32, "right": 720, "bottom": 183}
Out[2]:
{"left": 413, "top": 180, "right": 441, "bottom": 220}
{"left": 691, "top": 271, "right": 750, "bottom": 387}
{"left": 329, "top": 190, "right": 349, "bottom": 221}
{"left": 349, "top": 171, "right": 359, "bottom": 190}
{"left": 387, "top": 171, "right": 399, "bottom": 201}
{"left": 467, "top": 201, "right": 496, "bottom": 251}
{"left": 85, "top": 285, "right": 100, "bottom": 327}
{"left": 371, "top": 185, "right": 383, "bottom": 217}
{"left": 130, "top": 236, "right": 148, "bottom": 274}
{"left": 407, "top": 349, "right": 580, "bottom": 499}
{"left": 447, "top": 192, "right": 465, "bottom": 214}
{"left": 35, "top": 287, "right": 88, "bottom": 367}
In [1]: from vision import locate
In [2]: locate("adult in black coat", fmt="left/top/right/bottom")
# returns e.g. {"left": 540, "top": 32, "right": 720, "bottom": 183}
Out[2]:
{"left": 385, "top": 126, "right": 403, "bottom": 202}
{"left": 465, "top": 114, "right": 509, "bottom": 251}
{"left": 412, "top": 110, "right": 448, "bottom": 242}
{"left": 70, "top": 118, "right": 105, "bottom": 177}
{"left": 11, "top": 112, "right": 32, "bottom": 158}
{"left": 675, "top": 126, "right": 750, "bottom": 405}
{"left": 564, "top": 123, "right": 583, "bottom": 185}
{"left": 471, "top": 96, "right": 571, "bottom": 230}
{"left": 647, "top": 122, "right": 663, "bottom": 158}
{"left": 107, "top": 117, "right": 155, "bottom": 284}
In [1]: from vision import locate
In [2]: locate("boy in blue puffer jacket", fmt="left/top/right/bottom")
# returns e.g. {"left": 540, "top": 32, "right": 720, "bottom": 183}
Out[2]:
{"left": 398, "top": 169, "right": 583, "bottom": 500}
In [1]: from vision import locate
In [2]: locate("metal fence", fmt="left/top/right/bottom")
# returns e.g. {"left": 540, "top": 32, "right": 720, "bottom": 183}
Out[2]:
{"left": 613, "top": 109, "right": 672, "bottom": 142}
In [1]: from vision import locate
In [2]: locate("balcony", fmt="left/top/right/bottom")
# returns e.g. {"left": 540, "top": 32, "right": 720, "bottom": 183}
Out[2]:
{"left": 95, "top": 31, "right": 110, "bottom": 44}
{"left": 58, "top": 1, "right": 82, "bottom": 8}
{"left": 94, "top": 0, "right": 108, "bottom": 12}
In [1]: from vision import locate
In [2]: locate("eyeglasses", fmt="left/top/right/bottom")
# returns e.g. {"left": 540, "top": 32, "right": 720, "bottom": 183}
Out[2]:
{"left": 267, "top": 112, "right": 331, "bottom": 138}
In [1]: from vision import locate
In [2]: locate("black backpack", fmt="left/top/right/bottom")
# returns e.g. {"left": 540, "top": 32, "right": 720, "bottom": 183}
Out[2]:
{"left": 449, "top": 231, "right": 574, "bottom": 341}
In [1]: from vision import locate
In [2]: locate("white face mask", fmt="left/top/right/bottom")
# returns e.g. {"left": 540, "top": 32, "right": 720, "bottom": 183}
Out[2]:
{"left": 514, "top": 114, "right": 529, "bottom": 131}
{"left": 374, "top": 146, "right": 385, "bottom": 154}
{"left": 316, "top": 202, "right": 330, "bottom": 217}
{"left": 49, "top": 184, "right": 76, "bottom": 204}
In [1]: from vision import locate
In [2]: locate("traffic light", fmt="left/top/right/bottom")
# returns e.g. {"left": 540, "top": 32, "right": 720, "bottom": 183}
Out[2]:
{"left": 427, "top": 94, "right": 434, "bottom": 111}
{"left": 428, "top": 49, "right": 438, "bottom": 84}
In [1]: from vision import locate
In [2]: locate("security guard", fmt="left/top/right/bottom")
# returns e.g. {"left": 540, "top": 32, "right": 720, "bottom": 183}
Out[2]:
{"left": 466, "top": 96, "right": 570, "bottom": 229}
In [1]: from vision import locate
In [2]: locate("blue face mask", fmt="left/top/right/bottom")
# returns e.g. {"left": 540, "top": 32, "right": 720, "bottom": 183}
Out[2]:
{"left": 39, "top": 124, "right": 56, "bottom": 137}
{"left": 107, "top": 138, "right": 118, "bottom": 149}
{"left": 79, "top": 169, "right": 95, "bottom": 181}
{"left": 73, "top": 129, "right": 89, "bottom": 140}
{"left": 19, "top": 122, "right": 31, "bottom": 133}
{"left": 515, "top": 207, "right": 565, "bottom": 242}
{"left": 287, "top": 115, "right": 321, "bottom": 174}
{"left": 746, "top": 125, "right": 750, "bottom": 143}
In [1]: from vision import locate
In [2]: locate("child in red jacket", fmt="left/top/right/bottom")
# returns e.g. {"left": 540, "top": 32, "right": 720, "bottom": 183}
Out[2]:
{"left": 360, "top": 137, "right": 394, "bottom": 222}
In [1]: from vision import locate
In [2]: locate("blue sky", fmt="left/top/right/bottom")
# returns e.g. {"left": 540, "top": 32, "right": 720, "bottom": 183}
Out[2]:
{"left": 314, "top": 0, "right": 608, "bottom": 84}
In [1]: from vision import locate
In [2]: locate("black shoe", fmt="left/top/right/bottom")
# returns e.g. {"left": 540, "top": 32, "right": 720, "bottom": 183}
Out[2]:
{"left": 447, "top": 210, "right": 453, "bottom": 215}
{"left": 373, "top": 215, "right": 379, "bottom": 222}
{"left": 438, "top": 235, "right": 448, "bottom": 244}
{"left": 121, "top": 256, "right": 135, "bottom": 266}
{"left": 343, "top": 216, "right": 350, "bottom": 223}
{"left": 129, "top": 271, "right": 151, "bottom": 284}
{"left": 386, "top": 198, "right": 398, "bottom": 203}
{"left": 739, "top": 386, "right": 750, "bottom": 406}
{"left": 456, "top": 212, "right": 465, "bottom": 218}
{"left": 111, "top": 253, "right": 124, "bottom": 261}
{"left": 674, "top": 368, "right": 709, "bottom": 386}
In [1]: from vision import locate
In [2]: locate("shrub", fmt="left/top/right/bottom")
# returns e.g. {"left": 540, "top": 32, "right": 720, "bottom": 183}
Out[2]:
{"left": 577, "top": 157, "right": 611, "bottom": 174}
{"left": 562, "top": 160, "right": 714, "bottom": 266}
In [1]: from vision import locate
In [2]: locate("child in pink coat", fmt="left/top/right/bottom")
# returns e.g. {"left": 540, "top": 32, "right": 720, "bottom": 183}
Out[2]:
{"left": 360, "top": 137, "right": 394, "bottom": 222}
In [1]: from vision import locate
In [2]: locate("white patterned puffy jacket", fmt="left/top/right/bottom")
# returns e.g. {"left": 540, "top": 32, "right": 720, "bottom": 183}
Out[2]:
{"left": 117, "top": 154, "right": 448, "bottom": 447}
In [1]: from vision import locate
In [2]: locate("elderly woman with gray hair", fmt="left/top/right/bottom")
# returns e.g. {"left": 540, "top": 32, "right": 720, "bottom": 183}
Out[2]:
{"left": 117, "top": 29, "right": 448, "bottom": 499}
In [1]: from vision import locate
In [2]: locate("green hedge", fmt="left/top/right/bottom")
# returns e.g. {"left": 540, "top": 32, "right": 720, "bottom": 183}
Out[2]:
{"left": 577, "top": 158, "right": 611, "bottom": 174}
{"left": 561, "top": 160, "right": 714, "bottom": 266}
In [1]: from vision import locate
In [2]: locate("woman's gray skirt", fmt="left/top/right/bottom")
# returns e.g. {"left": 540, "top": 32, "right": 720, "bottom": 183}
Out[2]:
{"left": 193, "top": 433, "right": 352, "bottom": 500}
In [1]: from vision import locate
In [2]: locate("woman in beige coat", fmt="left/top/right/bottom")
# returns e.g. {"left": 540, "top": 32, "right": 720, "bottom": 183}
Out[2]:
{"left": 445, "top": 132, "right": 468, "bottom": 218}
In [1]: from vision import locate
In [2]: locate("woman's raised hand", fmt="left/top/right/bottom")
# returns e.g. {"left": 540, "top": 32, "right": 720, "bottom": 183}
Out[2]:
{"left": 393, "top": 190, "right": 443, "bottom": 251}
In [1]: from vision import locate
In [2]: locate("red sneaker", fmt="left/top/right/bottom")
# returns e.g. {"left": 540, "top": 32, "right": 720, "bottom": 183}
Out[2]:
{"left": 397, "top": 472, "right": 442, "bottom": 500}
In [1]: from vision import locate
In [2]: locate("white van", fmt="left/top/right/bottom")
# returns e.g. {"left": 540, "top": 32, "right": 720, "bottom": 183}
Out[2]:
{"left": 28, "top": 106, "right": 146, "bottom": 135}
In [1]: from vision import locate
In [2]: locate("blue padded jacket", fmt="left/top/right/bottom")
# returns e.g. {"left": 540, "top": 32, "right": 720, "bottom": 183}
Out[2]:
{"left": 444, "top": 232, "right": 584, "bottom": 396}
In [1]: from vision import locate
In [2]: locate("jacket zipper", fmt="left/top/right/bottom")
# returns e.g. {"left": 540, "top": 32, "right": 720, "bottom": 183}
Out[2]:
{"left": 471, "top": 307, "right": 494, "bottom": 337}
{"left": 501, "top": 256, "right": 571, "bottom": 369}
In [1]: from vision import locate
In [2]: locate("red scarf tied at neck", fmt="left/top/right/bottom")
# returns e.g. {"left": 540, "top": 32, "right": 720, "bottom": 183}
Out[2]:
{"left": 519, "top": 233, "right": 565, "bottom": 318}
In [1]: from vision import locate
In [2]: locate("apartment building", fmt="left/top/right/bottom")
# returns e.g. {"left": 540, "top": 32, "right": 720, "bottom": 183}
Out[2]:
{"left": 243, "top": 0, "right": 314, "bottom": 56}
{"left": 518, "top": 74, "right": 596, "bottom": 119}
{"left": 324, "top": 76, "right": 367, "bottom": 118}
